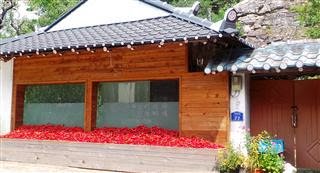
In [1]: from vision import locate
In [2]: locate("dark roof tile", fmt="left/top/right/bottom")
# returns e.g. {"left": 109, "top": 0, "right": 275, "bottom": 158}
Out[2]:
{"left": 209, "top": 40, "right": 320, "bottom": 73}
{"left": 1, "top": 15, "right": 221, "bottom": 55}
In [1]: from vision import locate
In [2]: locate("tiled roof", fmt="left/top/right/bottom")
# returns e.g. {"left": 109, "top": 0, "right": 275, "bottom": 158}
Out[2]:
{"left": 0, "top": 16, "right": 220, "bottom": 57}
{"left": 0, "top": 0, "right": 254, "bottom": 59}
{"left": 208, "top": 40, "right": 320, "bottom": 73}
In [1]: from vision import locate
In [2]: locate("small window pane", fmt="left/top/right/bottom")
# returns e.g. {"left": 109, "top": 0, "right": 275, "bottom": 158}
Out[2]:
{"left": 150, "top": 80, "right": 179, "bottom": 102}
{"left": 99, "top": 83, "right": 118, "bottom": 102}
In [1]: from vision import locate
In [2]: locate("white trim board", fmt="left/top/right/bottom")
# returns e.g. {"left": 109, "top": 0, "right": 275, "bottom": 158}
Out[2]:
{"left": 0, "top": 60, "right": 14, "bottom": 135}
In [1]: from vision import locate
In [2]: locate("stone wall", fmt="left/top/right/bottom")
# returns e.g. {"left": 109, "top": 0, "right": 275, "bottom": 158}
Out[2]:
{"left": 234, "top": 0, "right": 307, "bottom": 47}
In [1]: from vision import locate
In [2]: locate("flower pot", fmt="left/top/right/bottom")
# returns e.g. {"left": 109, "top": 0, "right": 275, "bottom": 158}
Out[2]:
{"left": 252, "top": 169, "right": 264, "bottom": 173}
{"left": 220, "top": 167, "right": 240, "bottom": 173}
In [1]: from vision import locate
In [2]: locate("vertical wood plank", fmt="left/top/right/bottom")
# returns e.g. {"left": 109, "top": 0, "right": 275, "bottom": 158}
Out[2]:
{"left": 84, "top": 81, "right": 97, "bottom": 131}
{"left": 226, "top": 74, "right": 230, "bottom": 144}
{"left": 179, "top": 77, "right": 182, "bottom": 136}
{"left": 184, "top": 44, "right": 189, "bottom": 72}
{"left": 11, "top": 84, "right": 26, "bottom": 130}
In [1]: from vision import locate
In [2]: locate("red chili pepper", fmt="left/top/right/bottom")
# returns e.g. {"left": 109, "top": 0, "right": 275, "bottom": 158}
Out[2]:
{"left": 0, "top": 125, "right": 224, "bottom": 149}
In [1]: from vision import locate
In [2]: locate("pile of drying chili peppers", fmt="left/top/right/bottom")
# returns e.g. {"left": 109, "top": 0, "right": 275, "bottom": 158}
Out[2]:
{"left": 1, "top": 125, "right": 223, "bottom": 149}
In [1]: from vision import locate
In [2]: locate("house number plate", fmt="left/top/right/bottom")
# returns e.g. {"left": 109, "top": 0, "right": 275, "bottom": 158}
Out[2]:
{"left": 231, "top": 111, "right": 243, "bottom": 121}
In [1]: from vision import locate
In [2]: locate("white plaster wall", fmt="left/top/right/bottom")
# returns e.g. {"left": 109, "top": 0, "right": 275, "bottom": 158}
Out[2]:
{"left": 229, "top": 73, "right": 250, "bottom": 153}
{"left": 0, "top": 60, "right": 14, "bottom": 135}
{"left": 49, "top": 0, "right": 170, "bottom": 31}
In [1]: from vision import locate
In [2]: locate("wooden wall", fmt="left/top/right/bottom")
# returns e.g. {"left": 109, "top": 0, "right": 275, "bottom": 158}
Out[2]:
{"left": 181, "top": 73, "right": 230, "bottom": 144}
{"left": 13, "top": 43, "right": 186, "bottom": 84}
{"left": 12, "top": 42, "right": 230, "bottom": 145}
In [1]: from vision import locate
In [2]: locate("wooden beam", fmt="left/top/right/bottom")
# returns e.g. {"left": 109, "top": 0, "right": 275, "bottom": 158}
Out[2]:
{"left": 11, "top": 84, "right": 26, "bottom": 130}
{"left": 84, "top": 81, "right": 97, "bottom": 131}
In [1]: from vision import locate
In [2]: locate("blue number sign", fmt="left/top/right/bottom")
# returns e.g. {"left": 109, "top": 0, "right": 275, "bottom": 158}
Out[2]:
{"left": 231, "top": 111, "right": 243, "bottom": 121}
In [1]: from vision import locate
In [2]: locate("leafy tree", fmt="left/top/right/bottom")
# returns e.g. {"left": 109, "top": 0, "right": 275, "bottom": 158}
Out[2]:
{"left": 164, "top": 0, "right": 240, "bottom": 22}
{"left": 0, "top": 0, "right": 78, "bottom": 38}
{"left": 295, "top": 0, "right": 320, "bottom": 38}
{"left": 0, "top": 0, "right": 15, "bottom": 29}
{"left": 0, "top": 0, "right": 39, "bottom": 38}
{"left": 211, "top": 0, "right": 240, "bottom": 21}
{"left": 28, "top": 0, "right": 78, "bottom": 27}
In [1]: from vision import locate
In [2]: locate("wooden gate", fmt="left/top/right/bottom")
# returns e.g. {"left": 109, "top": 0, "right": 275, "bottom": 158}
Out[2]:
{"left": 251, "top": 79, "right": 320, "bottom": 169}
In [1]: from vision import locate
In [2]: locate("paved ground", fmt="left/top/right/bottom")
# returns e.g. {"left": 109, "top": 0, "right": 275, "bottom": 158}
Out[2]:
{"left": 0, "top": 161, "right": 120, "bottom": 173}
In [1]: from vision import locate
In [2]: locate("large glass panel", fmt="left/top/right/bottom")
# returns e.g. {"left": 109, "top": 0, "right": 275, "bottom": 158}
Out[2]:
{"left": 23, "top": 84, "right": 85, "bottom": 127}
{"left": 96, "top": 80, "right": 179, "bottom": 130}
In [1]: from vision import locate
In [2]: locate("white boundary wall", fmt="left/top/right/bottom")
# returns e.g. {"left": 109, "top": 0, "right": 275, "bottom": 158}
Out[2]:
{"left": 0, "top": 60, "right": 14, "bottom": 135}
{"left": 229, "top": 73, "right": 250, "bottom": 153}
{"left": 1, "top": 138, "right": 220, "bottom": 172}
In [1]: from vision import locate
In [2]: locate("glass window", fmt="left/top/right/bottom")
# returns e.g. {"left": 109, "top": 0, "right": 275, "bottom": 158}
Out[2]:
{"left": 150, "top": 80, "right": 179, "bottom": 102}
{"left": 96, "top": 80, "right": 179, "bottom": 130}
{"left": 23, "top": 84, "right": 84, "bottom": 127}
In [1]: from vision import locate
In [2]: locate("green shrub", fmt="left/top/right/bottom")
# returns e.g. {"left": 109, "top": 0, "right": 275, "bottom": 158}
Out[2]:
{"left": 219, "top": 144, "right": 244, "bottom": 173}
{"left": 293, "top": 0, "right": 320, "bottom": 38}
{"left": 245, "top": 131, "right": 284, "bottom": 173}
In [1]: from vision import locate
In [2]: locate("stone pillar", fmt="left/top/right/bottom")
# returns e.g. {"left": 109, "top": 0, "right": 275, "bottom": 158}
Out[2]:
{"left": 229, "top": 73, "right": 250, "bottom": 153}
{"left": 0, "top": 60, "right": 14, "bottom": 135}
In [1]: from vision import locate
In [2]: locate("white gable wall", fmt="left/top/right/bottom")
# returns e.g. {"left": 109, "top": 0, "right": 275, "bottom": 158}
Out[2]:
{"left": 48, "top": 0, "right": 170, "bottom": 31}
{"left": 0, "top": 60, "right": 14, "bottom": 135}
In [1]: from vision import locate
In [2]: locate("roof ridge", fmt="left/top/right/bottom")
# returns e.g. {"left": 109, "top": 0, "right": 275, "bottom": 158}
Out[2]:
{"left": 141, "top": 0, "right": 215, "bottom": 30}
{"left": 24, "top": 14, "right": 218, "bottom": 40}
{"left": 140, "top": 0, "right": 175, "bottom": 13}
{"left": 171, "top": 12, "right": 213, "bottom": 30}
{"left": 45, "top": 16, "right": 171, "bottom": 34}
{"left": 280, "top": 39, "right": 320, "bottom": 44}
{"left": 5, "top": 16, "right": 172, "bottom": 45}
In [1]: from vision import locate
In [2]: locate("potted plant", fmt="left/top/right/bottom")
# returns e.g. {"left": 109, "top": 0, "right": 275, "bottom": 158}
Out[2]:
{"left": 257, "top": 148, "right": 285, "bottom": 173}
{"left": 245, "top": 131, "right": 285, "bottom": 173}
{"left": 218, "top": 144, "right": 245, "bottom": 173}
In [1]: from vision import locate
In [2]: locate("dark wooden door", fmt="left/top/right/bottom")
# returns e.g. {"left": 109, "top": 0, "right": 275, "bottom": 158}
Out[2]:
{"left": 295, "top": 80, "right": 320, "bottom": 169}
{"left": 251, "top": 80, "right": 295, "bottom": 165}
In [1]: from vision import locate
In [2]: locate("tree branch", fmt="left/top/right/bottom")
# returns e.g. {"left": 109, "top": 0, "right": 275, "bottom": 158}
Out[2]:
{"left": 10, "top": 17, "right": 25, "bottom": 35}
{"left": 0, "top": 0, "right": 17, "bottom": 30}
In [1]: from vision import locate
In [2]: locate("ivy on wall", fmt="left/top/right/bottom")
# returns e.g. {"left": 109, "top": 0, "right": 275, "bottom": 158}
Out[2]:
{"left": 24, "top": 84, "right": 84, "bottom": 103}
{"left": 294, "top": 0, "right": 320, "bottom": 38}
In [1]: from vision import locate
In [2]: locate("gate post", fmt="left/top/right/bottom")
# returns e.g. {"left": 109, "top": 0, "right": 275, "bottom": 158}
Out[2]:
{"left": 229, "top": 73, "right": 250, "bottom": 153}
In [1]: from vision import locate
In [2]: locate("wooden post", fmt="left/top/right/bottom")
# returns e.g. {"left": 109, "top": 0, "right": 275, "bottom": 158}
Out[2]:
{"left": 84, "top": 81, "right": 97, "bottom": 131}
{"left": 11, "top": 84, "right": 26, "bottom": 130}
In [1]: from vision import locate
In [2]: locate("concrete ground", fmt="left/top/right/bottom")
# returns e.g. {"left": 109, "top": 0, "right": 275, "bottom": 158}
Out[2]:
{"left": 0, "top": 161, "right": 120, "bottom": 173}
